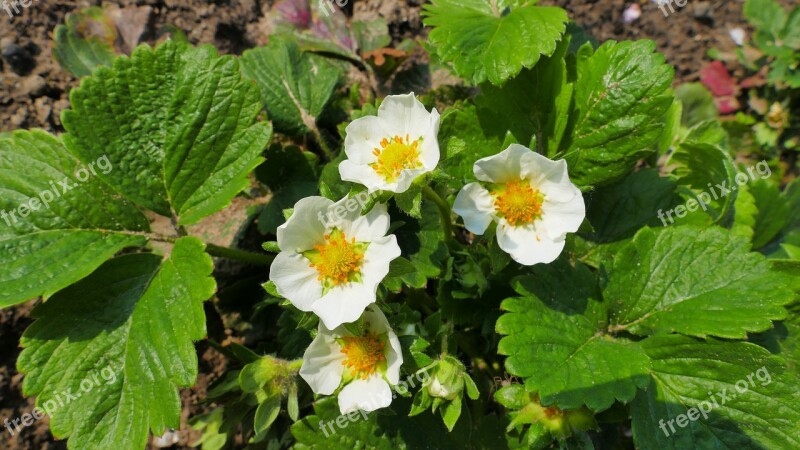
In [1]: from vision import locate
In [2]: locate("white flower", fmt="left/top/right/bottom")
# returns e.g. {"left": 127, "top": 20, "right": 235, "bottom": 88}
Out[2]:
{"left": 453, "top": 144, "right": 585, "bottom": 266}
{"left": 339, "top": 93, "right": 440, "bottom": 194}
{"left": 269, "top": 196, "right": 401, "bottom": 329}
{"left": 299, "top": 305, "right": 403, "bottom": 414}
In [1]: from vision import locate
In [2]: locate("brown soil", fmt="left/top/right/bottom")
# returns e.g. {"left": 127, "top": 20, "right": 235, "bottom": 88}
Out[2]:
{"left": 0, "top": 0, "right": 784, "bottom": 449}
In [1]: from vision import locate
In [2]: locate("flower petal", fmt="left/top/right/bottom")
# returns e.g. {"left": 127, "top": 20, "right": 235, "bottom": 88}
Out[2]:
{"left": 453, "top": 183, "right": 495, "bottom": 235}
{"left": 377, "top": 92, "right": 432, "bottom": 136}
{"left": 299, "top": 332, "right": 345, "bottom": 395}
{"left": 344, "top": 115, "right": 392, "bottom": 164}
{"left": 338, "top": 375, "right": 393, "bottom": 414}
{"left": 419, "top": 109, "right": 441, "bottom": 171}
{"left": 360, "top": 235, "right": 402, "bottom": 285}
{"left": 269, "top": 252, "right": 322, "bottom": 310}
{"left": 473, "top": 144, "right": 532, "bottom": 183}
{"left": 526, "top": 156, "right": 581, "bottom": 203}
{"left": 338, "top": 160, "right": 387, "bottom": 194}
{"left": 385, "top": 329, "right": 403, "bottom": 385}
{"left": 312, "top": 282, "right": 376, "bottom": 329}
{"left": 337, "top": 202, "right": 391, "bottom": 242}
{"left": 277, "top": 196, "right": 332, "bottom": 252}
{"left": 540, "top": 193, "right": 586, "bottom": 241}
{"left": 496, "top": 223, "right": 566, "bottom": 265}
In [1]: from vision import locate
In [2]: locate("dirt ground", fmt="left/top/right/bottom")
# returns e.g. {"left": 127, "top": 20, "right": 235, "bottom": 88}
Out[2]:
{"left": 0, "top": 0, "right": 788, "bottom": 448}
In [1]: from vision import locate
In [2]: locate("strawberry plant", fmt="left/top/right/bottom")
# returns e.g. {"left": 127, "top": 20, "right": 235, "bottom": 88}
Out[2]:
{"left": 1, "top": 0, "right": 798, "bottom": 449}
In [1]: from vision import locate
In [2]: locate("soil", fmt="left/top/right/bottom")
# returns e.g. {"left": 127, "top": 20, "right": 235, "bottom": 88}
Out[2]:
{"left": 0, "top": 0, "right": 790, "bottom": 449}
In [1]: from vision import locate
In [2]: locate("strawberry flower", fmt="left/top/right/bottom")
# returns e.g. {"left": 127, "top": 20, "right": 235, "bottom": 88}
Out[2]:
{"left": 269, "top": 196, "right": 401, "bottom": 329}
{"left": 299, "top": 305, "right": 403, "bottom": 414}
{"left": 339, "top": 93, "right": 440, "bottom": 193}
{"left": 453, "top": 144, "right": 585, "bottom": 265}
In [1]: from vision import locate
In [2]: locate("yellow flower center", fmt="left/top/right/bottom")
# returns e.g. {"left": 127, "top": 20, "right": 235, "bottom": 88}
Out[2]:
{"left": 493, "top": 180, "right": 544, "bottom": 226}
{"left": 304, "top": 229, "right": 366, "bottom": 288}
{"left": 340, "top": 332, "right": 386, "bottom": 379}
{"left": 370, "top": 134, "right": 423, "bottom": 182}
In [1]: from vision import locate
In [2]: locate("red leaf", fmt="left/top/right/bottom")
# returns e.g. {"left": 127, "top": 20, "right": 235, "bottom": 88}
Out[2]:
{"left": 700, "top": 61, "right": 739, "bottom": 97}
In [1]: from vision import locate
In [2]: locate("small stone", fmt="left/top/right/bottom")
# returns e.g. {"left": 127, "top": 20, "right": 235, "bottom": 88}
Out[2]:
{"left": 1, "top": 42, "right": 36, "bottom": 75}
{"left": 34, "top": 97, "right": 52, "bottom": 124}
{"left": 692, "top": 1, "right": 714, "bottom": 26}
{"left": 729, "top": 28, "right": 746, "bottom": 46}
{"left": 10, "top": 107, "right": 28, "bottom": 128}
{"left": 22, "top": 75, "right": 47, "bottom": 97}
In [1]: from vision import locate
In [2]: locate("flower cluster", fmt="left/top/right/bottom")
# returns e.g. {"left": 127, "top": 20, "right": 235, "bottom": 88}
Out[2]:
{"left": 270, "top": 93, "right": 585, "bottom": 414}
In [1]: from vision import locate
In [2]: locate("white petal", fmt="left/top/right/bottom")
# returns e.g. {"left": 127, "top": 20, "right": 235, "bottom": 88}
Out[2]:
{"left": 453, "top": 183, "right": 495, "bottom": 235}
{"left": 527, "top": 156, "right": 580, "bottom": 203}
{"left": 344, "top": 115, "right": 391, "bottom": 164}
{"left": 473, "top": 144, "right": 532, "bottom": 183}
{"left": 419, "top": 108, "right": 441, "bottom": 171}
{"left": 338, "top": 202, "right": 391, "bottom": 242}
{"left": 338, "top": 160, "right": 386, "bottom": 193}
{"left": 269, "top": 252, "right": 322, "bottom": 310}
{"left": 377, "top": 92, "right": 432, "bottom": 136}
{"left": 338, "top": 375, "right": 393, "bottom": 414}
{"left": 299, "top": 332, "right": 345, "bottom": 395}
{"left": 277, "top": 196, "right": 332, "bottom": 252}
{"left": 360, "top": 235, "right": 402, "bottom": 285}
{"left": 540, "top": 193, "right": 586, "bottom": 241}
{"left": 496, "top": 223, "right": 566, "bottom": 266}
{"left": 391, "top": 167, "right": 429, "bottom": 194}
{"left": 312, "top": 282, "right": 376, "bottom": 329}
{"left": 385, "top": 329, "right": 403, "bottom": 385}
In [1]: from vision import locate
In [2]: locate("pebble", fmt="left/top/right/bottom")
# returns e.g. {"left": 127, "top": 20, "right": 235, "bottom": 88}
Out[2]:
{"left": 1, "top": 41, "right": 36, "bottom": 75}
{"left": 21, "top": 75, "right": 47, "bottom": 97}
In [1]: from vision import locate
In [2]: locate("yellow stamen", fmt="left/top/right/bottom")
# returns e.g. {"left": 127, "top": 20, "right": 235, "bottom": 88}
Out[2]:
{"left": 493, "top": 180, "right": 544, "bottom": 226}
{"left": 305, "top": 229, "right": 366, "bottom": 287}
{"left": 340, "top": 332, "right": 386, "bottom": 379}
{"left": 370, "top": 134, "right": 423, "bottom": 182}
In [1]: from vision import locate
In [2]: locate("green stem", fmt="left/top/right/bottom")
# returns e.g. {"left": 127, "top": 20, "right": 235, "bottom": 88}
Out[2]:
{"left": 421, "top": 185, "right": 462, "bottom": 250}
{"left": 205, "top": 244, "right": 274, "bottom": 266}
{"left": 309, "top": 124, "right": 335, "bottom": 161}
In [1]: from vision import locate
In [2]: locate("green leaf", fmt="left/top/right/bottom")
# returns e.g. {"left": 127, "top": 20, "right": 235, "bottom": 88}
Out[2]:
{"left": 253, "top": 395, "right": 281, "bottom": 439}
{"left": 606, "top": 227, "right": 793, "bottom": 338}
{"left": 562, "top": 40, "right": 674, "bottom": 187}
{"left": 744, "top": 0, "right": 787, "bottom": 36}
{"left": 631, "top": 335, "right": 800, "bottom": 450}
{"left": 423, "top": 0, "right": 568, "bottom": 85}
{"left": 674, "top": 83, "right": 717, "bottom": 128}
{"left": 395, "top": 185, "right": 423, "bottom": 219}
{"left": 0, "top": 130, "right": 148, "bottom": 308}
{"left": 587, "top": 168, "right": 677, "bottom": 242}
{"left": 437, "top": 102, "right": 507, "bottom": 189}
{"left": 441, "top": 396, "right": 462, "bottom": 431}
{"left": 291, "top": 397, "right": 471, "bottom": 449}
{"left": 17, "top": 237, "right": 215, "bottom": 449}
{"left": 731, "top": 184, "right": 757, "bottom": 240}
{"left": 666, "top": 141, "right": 737, "bottom": 225}
{"left": 497, "top": 295, "right": 651, "bottom": 411}
{"left": 241, "top": 38, "right": 341, "bottom": 136}
{"left": 53, "top": 7, "right": 117, "bottom": 77}
{"left": 390, "top": 201, "right": 449, "bottom": 288}
{"left": 62, "top": 40, "right": 271, "bottom": 225}
{"left": 475, "top": 37, "right": 573, "bottom": 155}
{"left": 750, "top": 179, "right": 789, "bottom": 249}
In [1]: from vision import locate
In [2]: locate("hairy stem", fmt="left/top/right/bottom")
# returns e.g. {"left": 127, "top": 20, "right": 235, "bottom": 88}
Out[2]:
{"left": 205, "top": 244, "right": 274, "bottom": 266}
{"left": 421, "top": 185, "right": 462, "bottom": 250}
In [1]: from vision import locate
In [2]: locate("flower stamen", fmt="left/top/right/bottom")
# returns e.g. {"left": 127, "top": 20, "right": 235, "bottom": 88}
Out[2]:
{"left": 493, "top": 180, "right": 544, "bottom": 226}
{"left": 305, "top": 229, "right": 366, "bottom": 287}
{"left": 340, "top": 332, "right": 386, "bottom": 379}
{"left": 370, "top": 135, "right": 423, "bottom": 182}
